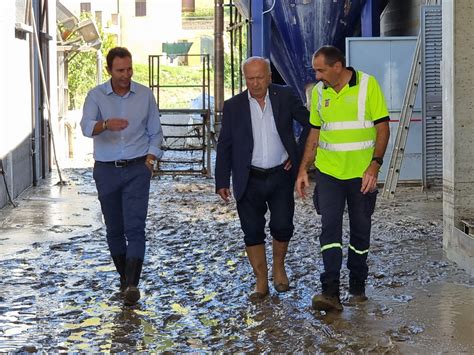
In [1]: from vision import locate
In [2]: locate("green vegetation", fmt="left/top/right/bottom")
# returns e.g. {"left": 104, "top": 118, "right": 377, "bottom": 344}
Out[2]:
{"left": 67, "top": 13, "right": 116, "bottom": 109}
{"left": 183, "top": 0, "right": 232, "bottom": 19}
{"left": 132, "top": 63, "right": 149, "bottom": 85}
{"left": 134, "top": 62, "right": 212, "bottom": 109}
{"left": 182, "top": 0, "right": 210, "bottom": 18}
{"left": 154, "top": 64, "right": 208, "bottom": 86}
{"left": 183, "top": 7, "right": 213, "bottom": 18}
{"left": 67, "top": 2, "right": 246, "bottom": 110}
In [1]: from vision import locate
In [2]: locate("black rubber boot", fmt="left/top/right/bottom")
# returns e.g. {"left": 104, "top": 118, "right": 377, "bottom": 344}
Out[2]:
{"left": 124, "top": 257, "right": 143, "bottom": 306}
{"left": 111, "top": 254, "right": 126, "bottom": 292}
{"left": 312, "top": 280, "right": 343, "bottom": 312}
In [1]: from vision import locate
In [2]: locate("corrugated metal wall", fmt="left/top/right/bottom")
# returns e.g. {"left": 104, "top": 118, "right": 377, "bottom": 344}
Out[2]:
{"left": 422, "top": 5, "right": 443, "bottom": 187}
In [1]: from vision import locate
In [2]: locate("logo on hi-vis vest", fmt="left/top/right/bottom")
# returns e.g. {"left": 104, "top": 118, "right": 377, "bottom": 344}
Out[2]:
{"left": 324, "top": 99, "right": 330, "bottom": 107}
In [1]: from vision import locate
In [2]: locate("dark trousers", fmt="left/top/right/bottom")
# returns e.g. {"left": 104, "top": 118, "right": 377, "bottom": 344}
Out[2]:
{"left": 314, "top": 170, "right": 377, "bottom": 288}
{"left": 237, "top": 167, "right": 295, "bottom": 246}
{"left": 93, "top": 161, "right": 151, "bottom": 259}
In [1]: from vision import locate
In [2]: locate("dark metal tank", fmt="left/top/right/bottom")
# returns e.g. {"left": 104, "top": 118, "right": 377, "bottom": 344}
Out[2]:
{"left": 380, "top": 0, "right": 424, "bottom": 36}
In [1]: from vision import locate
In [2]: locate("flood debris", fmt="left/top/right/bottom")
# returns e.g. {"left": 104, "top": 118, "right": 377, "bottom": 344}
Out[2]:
{"left": 0, "top": 168, "right": 473, "bottom": 352}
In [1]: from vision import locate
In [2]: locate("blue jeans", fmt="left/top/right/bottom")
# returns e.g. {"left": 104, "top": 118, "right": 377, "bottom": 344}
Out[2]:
{"left": 314, "top": 170, "right": 377, "bottom": 287}
{"left": 93, "top": 161, "right": 152, "bottom": 259}
{"left": 237, "top": 167, "right": 295, "bottom": 246}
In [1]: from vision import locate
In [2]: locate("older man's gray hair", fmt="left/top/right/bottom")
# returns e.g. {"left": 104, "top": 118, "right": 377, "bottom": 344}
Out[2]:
{"left": 242, "top": 56, "right": 272, "bottom": 74}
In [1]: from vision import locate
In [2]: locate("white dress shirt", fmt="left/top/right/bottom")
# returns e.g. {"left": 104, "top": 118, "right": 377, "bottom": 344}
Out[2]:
{"left": 248, "top": 90, "right": 288, "bottom": 169}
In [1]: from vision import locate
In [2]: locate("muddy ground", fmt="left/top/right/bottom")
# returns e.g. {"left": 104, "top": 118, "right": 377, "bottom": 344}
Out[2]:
{"left": 0, "top": 168, "right": 473, "bottom": 352}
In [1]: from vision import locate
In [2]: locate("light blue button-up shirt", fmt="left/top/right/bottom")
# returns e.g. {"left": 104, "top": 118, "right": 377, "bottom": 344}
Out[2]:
{"left": 80, "top": 80, "right": 163, "bottom": 161}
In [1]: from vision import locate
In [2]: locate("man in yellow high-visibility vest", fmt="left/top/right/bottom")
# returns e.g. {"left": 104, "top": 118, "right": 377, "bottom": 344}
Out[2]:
{"left": 296, "top": 45, "right": 390, "bottom": 312}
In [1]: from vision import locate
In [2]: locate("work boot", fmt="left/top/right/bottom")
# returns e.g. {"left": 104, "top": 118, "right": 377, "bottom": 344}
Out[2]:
{"left": 348, "top": 278, "right": 368, "bottom": 304}
{"left": 111, "top": 254, "right": 126, "bottom": 292}
{"left": 272, "top": 239, "right": 290, "bottom": 293}
{"left": 245, "top": 244, "right": 269, "bottom": 298}
{"left": 347, "top": 293, "right": 368, "bottom": 304}
{"left": 124, "top": 257, "right": 143, "bottom": 306}
{"left": 312, "top": 280, "right": 343, "bottom": 312}
{"left": 312, "top": 293, "right": 343, "bottom": 312}
{"left": 249, "top": 289, "right": 269, "bottom": 302}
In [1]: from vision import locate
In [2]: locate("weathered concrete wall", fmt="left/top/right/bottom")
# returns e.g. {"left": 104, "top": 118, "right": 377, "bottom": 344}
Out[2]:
{"left": 445, "top": 228, "right": 474, "bottom": 276}
{"left": 442, "top": 0, "right": 474, "bottom": 276}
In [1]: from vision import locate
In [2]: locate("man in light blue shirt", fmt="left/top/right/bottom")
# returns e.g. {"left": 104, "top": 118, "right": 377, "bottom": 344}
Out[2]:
{"left": 80, "top": 47, "right": 163, "bottom": 306}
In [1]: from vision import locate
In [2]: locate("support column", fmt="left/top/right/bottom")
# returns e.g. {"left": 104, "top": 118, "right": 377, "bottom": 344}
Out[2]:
{"left": 442, "top": 0, "right": 474, "bottom": 276}
{"left": 361, "top": 0, "right": 381, "bottom": 37}
{"left": 214, "top": 0, "right": 224, "bottom": 136}
{"left": 251, "top": 0, "right": 270, "bottom": 57}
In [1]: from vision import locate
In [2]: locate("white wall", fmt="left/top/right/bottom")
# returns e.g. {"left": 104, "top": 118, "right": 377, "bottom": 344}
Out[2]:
{"left": 0, "top": 1, "right": 32, "bottom": 157}
{"left": 0, "top": 0, "right": 58, "bottom": 207}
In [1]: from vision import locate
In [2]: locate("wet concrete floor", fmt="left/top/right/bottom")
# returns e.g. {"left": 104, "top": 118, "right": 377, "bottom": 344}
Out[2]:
{"left": 0, "top": 168, "right": 473, "bottom": 352}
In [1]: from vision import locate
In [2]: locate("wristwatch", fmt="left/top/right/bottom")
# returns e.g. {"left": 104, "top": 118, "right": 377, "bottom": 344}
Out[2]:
{"left": 371, "top": 157, "right": 383, "bottom": 166}
{"left": 146, "top": 158, "right": 157, "bottom": 166}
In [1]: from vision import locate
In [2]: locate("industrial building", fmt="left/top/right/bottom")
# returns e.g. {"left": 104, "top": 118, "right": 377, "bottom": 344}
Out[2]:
{"left": 0, "top": 0, "right": 472, "bottom": 351}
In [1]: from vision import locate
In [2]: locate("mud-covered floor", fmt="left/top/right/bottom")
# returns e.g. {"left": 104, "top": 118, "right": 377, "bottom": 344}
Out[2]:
{"left": 0, "top": 168, "right": 473, "bottom": 352}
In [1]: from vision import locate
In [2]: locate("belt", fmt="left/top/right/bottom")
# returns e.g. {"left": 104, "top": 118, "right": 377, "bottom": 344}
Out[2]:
{"left": 249, "top": 163, "right": 285, "bottom": 178}
{"left": 96, "top": 156, "right": 147, "bottom": 168}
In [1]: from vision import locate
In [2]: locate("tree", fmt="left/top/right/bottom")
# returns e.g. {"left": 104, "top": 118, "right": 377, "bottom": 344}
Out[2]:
{"left": 67, "top": 13, "right": 116, "bottom": 110}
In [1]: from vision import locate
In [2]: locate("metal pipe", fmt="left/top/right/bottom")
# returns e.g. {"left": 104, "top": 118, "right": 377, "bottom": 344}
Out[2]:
{"left": 214, "top": 0, "right": 224, "bottom": 137}
{"left": 227, "top": 19, "right": 248, "bottom": 31}
{"left": 97, "top": 50, "right": 103, "bottom": 84}
{"left": 30, "top": 0, "right": 65, "bottom": 184}
{"left": 248, "top": 0, "right": 252, "bottom": 56}
{"left": 206, "top": 55, "right": 211, "bottom": 176}
{"left": 238, "top": 12, "right": 243, "bottom": 92}
{"left": 28, "top": 0, "right": 37, "bottom": 186}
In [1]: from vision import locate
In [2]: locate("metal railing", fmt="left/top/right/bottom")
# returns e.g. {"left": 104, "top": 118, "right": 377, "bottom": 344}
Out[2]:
{"left": 149, "top": 54, "right": 211, "bottom": 177}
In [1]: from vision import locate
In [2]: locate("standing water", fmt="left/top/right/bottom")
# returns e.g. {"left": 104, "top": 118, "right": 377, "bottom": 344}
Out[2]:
{"left": 0, "top": 169, "right": 472, "bottom": 352}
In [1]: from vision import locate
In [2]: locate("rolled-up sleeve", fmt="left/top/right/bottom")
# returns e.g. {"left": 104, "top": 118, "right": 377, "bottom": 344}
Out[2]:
{"left": 146, "top": 92, "right": 163, "bottom": 159}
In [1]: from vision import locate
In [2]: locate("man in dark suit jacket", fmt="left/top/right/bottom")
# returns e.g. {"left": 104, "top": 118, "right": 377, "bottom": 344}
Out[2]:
{"left": 215, "top": 56, "right": 309, "bottom": 299}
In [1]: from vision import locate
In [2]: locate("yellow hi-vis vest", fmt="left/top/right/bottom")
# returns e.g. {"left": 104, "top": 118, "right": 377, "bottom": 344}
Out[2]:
{"left": 309, "top": 70, "right": 389, "bottom": 180}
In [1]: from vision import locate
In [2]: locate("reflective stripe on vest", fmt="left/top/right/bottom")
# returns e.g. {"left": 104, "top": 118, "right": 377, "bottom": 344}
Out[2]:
{"left": 321, "top": 120, "right": 374, "bottom": 130}
{"left": 316, "top": 81, "right": 324, "bottom": 119}
{"left": 349, "top": 244, "right": 369, "bottom": 255}
{"left": 357, "top": 73, "right": 369, "bottom": 122}
{"left": 317, "top": 73, "right": 374, "bottom": 152}
{"left": 321, "top": 242, "right": 342, "bottom": 253}
{"left": 319, "top": 140, "right": 375, "bottom": 152}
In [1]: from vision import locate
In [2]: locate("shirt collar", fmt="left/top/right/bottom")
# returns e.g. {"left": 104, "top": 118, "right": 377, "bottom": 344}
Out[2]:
{"left": 322, "top": 67, "right": 357, "bottom": 91}
{"left": 247, "top": 88, "right": 269, "bottom": 101}
{"left": 104, "top": 79, "right": 136, "bottom": 95}
{"left": 347, "top": 67, "right": 357, "bottom": 87}
{"left": 105, "top": 80, "right": 114, "bottom": 95}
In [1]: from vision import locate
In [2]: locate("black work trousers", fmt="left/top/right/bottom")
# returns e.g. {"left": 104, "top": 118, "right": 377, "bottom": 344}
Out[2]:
{"left": 237, "top": 166, "right": 294, "bottom": 246}
{"left": 313, "top": 169, "right": 377, "bottom": 290}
